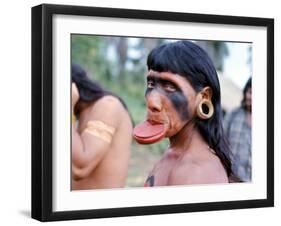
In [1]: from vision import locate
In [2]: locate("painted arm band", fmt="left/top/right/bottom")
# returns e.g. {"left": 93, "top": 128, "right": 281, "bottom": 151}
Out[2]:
{"left": 83, "top": 120, "right": 116, "bottom": 143}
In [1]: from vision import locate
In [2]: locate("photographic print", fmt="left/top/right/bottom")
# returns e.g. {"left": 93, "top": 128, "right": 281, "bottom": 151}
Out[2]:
{"left": 32, "top": 4, "right": 274, "bottom": 221}
{"left": 71, "top": 35, "right": 252, "bottom": 190}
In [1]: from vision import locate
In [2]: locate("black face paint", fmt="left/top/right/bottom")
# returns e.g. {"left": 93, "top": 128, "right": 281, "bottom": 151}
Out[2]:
{"left": 145, "top": 76, "right": 189, "bottom": 121}
{"left": 144, "top": 175, "right": 155, "bottom": 187}
{"left": 166, "top": 91, "right": 189, "bottom": 120}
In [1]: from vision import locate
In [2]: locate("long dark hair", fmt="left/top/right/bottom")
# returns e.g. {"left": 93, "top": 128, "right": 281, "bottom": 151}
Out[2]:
{"left": 147, "top": 40, "right": 232, "bottom": 176}
{"left": 72, "top": 63, "right": 128, "bottom": 115}
{"left": 241, "top": 77, "right": 252, "bottom": 109}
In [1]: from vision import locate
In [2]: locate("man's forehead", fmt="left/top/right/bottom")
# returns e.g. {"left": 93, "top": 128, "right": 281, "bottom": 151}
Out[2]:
{"left": 147, "top": 70, "right": 180, "bottom": 81}
{"left": 147, "top": 70, "right": 190, "bottom": 86}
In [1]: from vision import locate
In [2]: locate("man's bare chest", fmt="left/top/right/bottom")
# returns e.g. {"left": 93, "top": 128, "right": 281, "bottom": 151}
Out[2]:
{"left": 145, "top": 155, "right": 180, "bottom": 187}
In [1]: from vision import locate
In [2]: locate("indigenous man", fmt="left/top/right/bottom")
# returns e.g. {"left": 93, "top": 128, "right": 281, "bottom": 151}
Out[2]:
{"left": 71, "top": 64, "right": 133, "bottom": 190}
{"left": 224, "top": 77, "right": 252, "bottom": 182}
{"left": 134, "top": 41, "right": 233, "bottom": 186}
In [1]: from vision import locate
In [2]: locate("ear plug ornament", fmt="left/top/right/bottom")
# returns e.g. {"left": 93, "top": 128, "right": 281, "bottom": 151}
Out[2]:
{"left": 197, "top": 99, "right": 214, "bottom": 119}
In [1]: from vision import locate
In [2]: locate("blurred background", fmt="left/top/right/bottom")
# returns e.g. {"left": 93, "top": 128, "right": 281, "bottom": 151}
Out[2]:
{"left": 71, "top": 35, "right": 252, "bottom": 187}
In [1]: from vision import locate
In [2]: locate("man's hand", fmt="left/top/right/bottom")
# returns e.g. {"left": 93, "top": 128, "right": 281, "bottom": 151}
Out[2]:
{"left": 72, "top": 83, "right": 80, "bottom": 111}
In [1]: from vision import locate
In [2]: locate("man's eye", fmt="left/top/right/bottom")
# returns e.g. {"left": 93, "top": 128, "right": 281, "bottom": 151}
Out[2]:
{"left": 147, "top": 81, "right": 155, "bottom": 88}
{"left": 164, "top": 83, "right": 176, "bottom": 92}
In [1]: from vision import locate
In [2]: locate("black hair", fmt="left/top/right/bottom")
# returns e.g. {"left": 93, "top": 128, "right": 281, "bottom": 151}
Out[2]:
{"left": 241, "top": 77, "right": 252, "bottom": 109}
{"left": 147, "top": 40, "right": 232, "bottom": 177}
{"left": 72, "top": 63, "right": 128, "bottom": 115}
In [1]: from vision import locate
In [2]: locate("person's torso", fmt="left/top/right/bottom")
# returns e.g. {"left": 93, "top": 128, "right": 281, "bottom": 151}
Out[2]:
{"left": 72, "top": 96, "right": 133, "bottom": 190}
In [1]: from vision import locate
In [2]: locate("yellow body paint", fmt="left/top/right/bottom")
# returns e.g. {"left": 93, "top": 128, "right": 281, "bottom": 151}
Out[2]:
{"left": 83, "top": 120, "right": 115, "bottom": 143}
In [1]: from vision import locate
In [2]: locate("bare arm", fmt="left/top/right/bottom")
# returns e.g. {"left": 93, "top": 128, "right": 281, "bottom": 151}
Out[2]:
{"left": 72, "top": 96, "right": 122, "bottom": 180}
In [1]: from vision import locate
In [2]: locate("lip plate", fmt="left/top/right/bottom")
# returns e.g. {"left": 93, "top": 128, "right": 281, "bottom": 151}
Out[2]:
{"left": 134, "top": 130, "right": 166, "bottom": 144}
{"left": 133, "top": 120, "right": 167, "bottom": 144}
{"left": 133, "top": 121, "right": 165, "bottom": 138}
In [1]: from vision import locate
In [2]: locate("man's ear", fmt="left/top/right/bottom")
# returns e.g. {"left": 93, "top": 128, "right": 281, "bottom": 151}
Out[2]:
{"left": 195, "top": 86, "right": 214, "bottom": 119}
{"left": 200, "top": 86, "right": 213, "bottom": 100}
{"left": 194, "top": 86, "right": 213, "bottom": 109}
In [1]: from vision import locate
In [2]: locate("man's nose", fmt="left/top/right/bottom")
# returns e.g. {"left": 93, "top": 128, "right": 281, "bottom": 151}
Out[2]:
{"left": 146, "top": 91, "right": 163, "bottom": 113}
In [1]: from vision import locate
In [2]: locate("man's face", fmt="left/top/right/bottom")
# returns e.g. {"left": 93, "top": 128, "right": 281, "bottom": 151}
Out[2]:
{"left": 145, "top": 70, "right": 198, "bottom": 138}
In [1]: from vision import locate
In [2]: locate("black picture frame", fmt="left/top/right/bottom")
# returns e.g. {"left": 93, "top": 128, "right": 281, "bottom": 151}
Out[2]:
{"left": 31, "top": 3, "right": 274, "bottom": 222}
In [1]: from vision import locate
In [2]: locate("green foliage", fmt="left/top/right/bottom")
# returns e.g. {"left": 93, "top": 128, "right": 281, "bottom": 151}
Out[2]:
{"left": 72, "top": 35, "right": 167, "bottom": 154}
{"left": 71, "top": 35, "right": 112, "bottom": 82}
{"left": 213, "top": 42, "right": 229, "bottom": 71}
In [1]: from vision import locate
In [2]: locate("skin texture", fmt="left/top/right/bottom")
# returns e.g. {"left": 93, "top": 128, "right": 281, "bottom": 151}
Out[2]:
{"left": 146, "top": 75, "right": 189, "bottom": 120}
{"left": 144, "top": 70, "right": 228, "bottom": 186}
{"left": 71, "top": 83, "right": 133, "bottom": 190}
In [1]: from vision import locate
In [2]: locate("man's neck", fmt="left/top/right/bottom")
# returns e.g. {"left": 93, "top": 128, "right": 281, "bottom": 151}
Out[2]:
{"left": 168, "top": 120, "right": 206, "bottom": 154}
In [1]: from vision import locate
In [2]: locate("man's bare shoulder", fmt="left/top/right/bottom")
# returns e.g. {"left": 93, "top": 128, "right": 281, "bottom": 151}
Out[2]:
{"left": 94, "top": 95, "right": 124, "bottom": 111}
{"left": 84, "top": 95, "right": 129, "bottom": 129}
{"left": 168, "top": 154, "right": 228, "bottom": 185}
{"left": 92, "top": 95, "right": 127, "bottom": 116}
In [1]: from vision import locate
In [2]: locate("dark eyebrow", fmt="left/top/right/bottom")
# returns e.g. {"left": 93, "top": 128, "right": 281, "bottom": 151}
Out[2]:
{"left": 146, "top": 75, "right": 180, "bottom": 90}
{"left": 146, "top": 75, "right": 154, "bottom": 80}
{"left": 147, "top": 75, "right": 172, "bottom": 83}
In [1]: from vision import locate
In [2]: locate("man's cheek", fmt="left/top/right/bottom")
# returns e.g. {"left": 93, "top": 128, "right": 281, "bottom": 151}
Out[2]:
{"left": 167, "top": 92, "right": 189, "bottom": 121}
{"left": 164, "top": 116, "right": 182, "bottom": 137}
{"left": 145, "top": 88, "right": 190, "bottom": 122}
